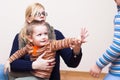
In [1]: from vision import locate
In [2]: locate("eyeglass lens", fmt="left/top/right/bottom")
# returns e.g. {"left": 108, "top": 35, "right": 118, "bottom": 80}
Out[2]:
{"left": 35, "top": 11, "right": 47, "bottom": 17}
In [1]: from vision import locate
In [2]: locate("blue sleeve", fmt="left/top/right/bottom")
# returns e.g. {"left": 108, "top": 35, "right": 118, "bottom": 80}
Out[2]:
{"left": 55, "top": 29, "right": 82, "bottom": 67}
{"left": 96, "top": 12, "right": 120, "bottom": 69}
{"left": 10, "top": 34, "right": 33, "bottom": 72}
{"left": 0, "top": 64, "right": 8, "bottom": 80}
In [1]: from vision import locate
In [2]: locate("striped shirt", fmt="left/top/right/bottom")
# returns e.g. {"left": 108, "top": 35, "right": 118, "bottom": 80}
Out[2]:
{"left": 8, "top": 38, "right": 79, "bottom": 78}
{"left": 96, "top": 11, "right": 120, "bottom": 76}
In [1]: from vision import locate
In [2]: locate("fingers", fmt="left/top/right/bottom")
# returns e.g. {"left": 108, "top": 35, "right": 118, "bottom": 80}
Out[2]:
{"left": 48, "top": 61, "right": 56, "bottom": 66}
{"left": 89, "top": 64, "right": 101, "bottom": 78}
{"left": 81, "top": 27, "right": 88, "bottom": 37}
{"left": 47, "top": 58, "right": 55, "bottom": 67}
{"left": 43, "top": 61, "right": 55, "bottom": 71}
{"left": 90, "top": 70, "right": 99, "bottom": 78}
{"left": 48, "top": 58, "right": 55, "bottom": 62}
{"left": 80, "top": 27, "right": 89, "bottom": 43}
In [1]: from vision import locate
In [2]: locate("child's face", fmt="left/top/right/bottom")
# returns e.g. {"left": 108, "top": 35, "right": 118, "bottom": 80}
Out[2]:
{"left": 31, "top": 25, "right": 49, "bottom": 47}
{"left": 115, "top": 0, "right": 120, "bottom": 6}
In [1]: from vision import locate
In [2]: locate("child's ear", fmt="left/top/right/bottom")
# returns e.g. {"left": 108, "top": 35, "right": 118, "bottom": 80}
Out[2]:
{"left": 27, "top": 35, "right": 33, "bottom": 43}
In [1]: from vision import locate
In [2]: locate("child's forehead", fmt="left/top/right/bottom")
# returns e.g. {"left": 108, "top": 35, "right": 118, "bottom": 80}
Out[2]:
{"left": 29, "top": 22, "right": 49, "bottom": 31}
{"left": 33, "top": 24, "right": 48, "bottom": 30}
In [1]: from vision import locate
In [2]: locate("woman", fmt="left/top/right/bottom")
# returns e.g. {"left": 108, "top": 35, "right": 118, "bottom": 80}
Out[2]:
{"left": 9, "top": 2, "right": 86, "bottom": 80}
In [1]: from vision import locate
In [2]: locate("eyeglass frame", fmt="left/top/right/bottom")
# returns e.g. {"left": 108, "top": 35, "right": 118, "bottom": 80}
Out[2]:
{"left": 34, "top": 11, "right": 48, "bottom": 17}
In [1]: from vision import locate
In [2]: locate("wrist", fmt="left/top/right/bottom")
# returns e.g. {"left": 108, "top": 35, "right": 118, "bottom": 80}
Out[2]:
{"left": 73, "top": 48, "right": 81, "bottom": 55}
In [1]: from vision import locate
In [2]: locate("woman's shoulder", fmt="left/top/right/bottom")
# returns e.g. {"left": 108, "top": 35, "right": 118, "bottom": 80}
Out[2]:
{"left": 54, "top": 29, "right": 65, "bottom": 40}
{"left": 54, "top": 29, "right": 62, "bottom": 35}
{"left": 14, "top": 33, "right": 19, "bottom": 39}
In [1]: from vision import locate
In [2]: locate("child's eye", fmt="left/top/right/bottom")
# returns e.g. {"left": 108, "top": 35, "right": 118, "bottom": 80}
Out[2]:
{"left": 38, "top": 34, "right": 42, "bottom": 36}
{"left": 44, "top": 32, "right": 48, "bottom": 35}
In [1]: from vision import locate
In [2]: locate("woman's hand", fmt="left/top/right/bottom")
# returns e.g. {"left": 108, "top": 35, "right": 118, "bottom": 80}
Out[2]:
{"left": 32, "top": 52, "right": 55, "bottom": 71}
{"left": 72, "top": 27, "right": 88, "bottom": 54}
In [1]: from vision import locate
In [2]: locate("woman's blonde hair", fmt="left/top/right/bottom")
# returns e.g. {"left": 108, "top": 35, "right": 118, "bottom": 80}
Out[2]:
{"left": 25, "top": 2, "right": 45, "bottom": 23}
{"left": 18, "top": 3, "right": 45, "bottom": 48}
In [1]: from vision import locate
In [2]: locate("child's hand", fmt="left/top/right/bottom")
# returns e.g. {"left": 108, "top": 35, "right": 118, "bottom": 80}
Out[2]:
{"left": 90, "top": 64, "right": 102, "bottom": 78}
{"left": 4, "top": 61, "right": 10, "bottom": 74}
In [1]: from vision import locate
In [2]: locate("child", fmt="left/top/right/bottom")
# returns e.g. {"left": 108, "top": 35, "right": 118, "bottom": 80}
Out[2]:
{"left": 90, "top": 0, "right": 120, "bottom": 80}
{"left": 4, "top": 21, "right": 88, "bottom": 80}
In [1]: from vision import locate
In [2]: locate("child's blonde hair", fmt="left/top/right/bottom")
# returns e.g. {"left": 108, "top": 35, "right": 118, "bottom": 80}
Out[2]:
{"left": 26, "top": 21, "right": 56, "bottom": 41}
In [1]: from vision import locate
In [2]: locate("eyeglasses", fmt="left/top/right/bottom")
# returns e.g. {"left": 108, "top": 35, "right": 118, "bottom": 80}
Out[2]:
{"left": 35, "top": 11, "right": 48, "bottom": 17}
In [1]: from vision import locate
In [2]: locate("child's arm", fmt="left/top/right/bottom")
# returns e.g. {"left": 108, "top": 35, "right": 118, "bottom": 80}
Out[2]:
{"left": 50, "top": 27, "right": 88, "bottom": 51}
{"left": 4, "top": 44, "right": 30, "bottom": 73}
{"left": 90, "top": 13, "right": 120, "bottom": 77}
{"left": 8, "top": 45, "right": 29, "bottom": 63}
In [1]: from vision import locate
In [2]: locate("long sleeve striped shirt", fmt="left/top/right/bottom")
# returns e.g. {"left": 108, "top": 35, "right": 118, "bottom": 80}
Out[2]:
{"left": 96, "top": 11, "right": 120, "bottom": 76}
{"left": 8, "top": 38, "right": 79, "bottom": 78}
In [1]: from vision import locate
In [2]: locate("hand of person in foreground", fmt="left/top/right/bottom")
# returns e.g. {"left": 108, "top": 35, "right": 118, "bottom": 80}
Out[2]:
{"left": 90, "top": 63, "right": 102, "bottom": 78}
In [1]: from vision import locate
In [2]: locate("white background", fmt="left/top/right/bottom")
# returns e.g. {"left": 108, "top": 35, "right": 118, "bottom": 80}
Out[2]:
{"left": 0, "top": 0, "right": 116, "bottom": 73}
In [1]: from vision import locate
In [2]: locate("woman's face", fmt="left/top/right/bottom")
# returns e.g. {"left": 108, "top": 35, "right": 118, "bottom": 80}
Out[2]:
{"left": 27, "top": 8, "right": 47, "bottom": 23}
{"left": 34, "top": 8, "right": 47, "bottom": 22}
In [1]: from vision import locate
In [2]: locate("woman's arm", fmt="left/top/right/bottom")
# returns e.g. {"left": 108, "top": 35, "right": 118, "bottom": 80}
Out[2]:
{"left": 10, "top": 34, "right": 33, "bottom": 71}
{"left": 54, "top": 29, "right": 82, "bottom": 67}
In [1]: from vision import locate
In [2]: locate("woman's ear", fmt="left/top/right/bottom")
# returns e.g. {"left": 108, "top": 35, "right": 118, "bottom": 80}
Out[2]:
{"left": 26, "top": 17, "right": 34, "bottom": 23}
{"left": 26, "top": 18, "right": 32, "bottom": 23}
